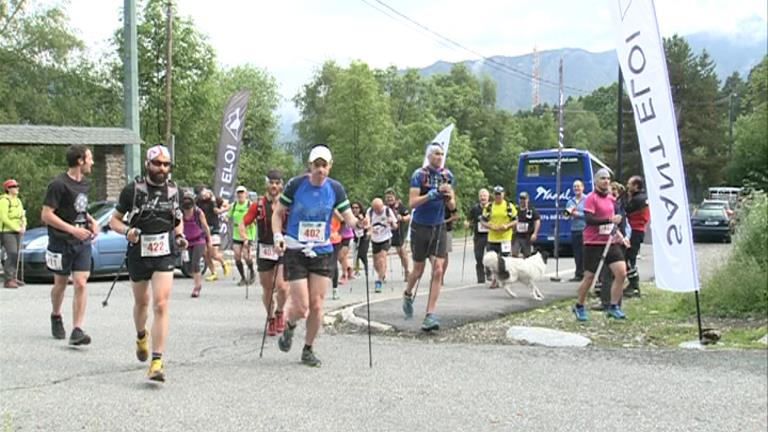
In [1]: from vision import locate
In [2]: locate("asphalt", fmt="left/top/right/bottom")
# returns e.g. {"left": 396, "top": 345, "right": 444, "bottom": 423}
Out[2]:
{"left": 1, "top": 240, "right": 766, "bottom": 431}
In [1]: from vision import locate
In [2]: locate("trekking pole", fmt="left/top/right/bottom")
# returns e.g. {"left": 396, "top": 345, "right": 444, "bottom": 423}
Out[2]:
{"left": 363, "top": 252, "right": 373, "bottom": 368}
{"left": 587, "top": 228, "right": 618, "bottom": 299}
{"left": 460, "top": 229, "right": 468, "bottom": 282}
{"left": 259, "top": 267, "right": 279, "bottom": 358}
{"left": 102, "top": 256, "right": 127, "bottom": 307}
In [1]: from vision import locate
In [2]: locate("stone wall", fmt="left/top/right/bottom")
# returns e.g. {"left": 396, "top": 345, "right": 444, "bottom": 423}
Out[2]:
{"left": 94, "top": 146, "right": 126, "bottom": 202}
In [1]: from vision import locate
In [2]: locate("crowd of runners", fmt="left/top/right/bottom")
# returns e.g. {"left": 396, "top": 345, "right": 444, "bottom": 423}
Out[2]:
{"left": 1, "top": 140, "right": 649, "bottom": 381}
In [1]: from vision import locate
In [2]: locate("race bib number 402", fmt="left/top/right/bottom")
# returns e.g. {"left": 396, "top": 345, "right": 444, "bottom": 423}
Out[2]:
{"left": 140, "top": 232, "right": 171, "bottom": 257}
{"left": 298, "top": 221, "right": 326, "bottom": 243}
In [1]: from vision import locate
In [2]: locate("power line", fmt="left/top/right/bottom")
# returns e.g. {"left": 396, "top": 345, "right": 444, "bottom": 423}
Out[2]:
{"left": 364, "top": 0, "right": 592, "bottom": 94}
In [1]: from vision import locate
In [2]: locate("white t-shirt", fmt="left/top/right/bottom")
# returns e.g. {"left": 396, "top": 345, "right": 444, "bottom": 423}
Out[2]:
{"left": 367, "top": 207, "right": 394, "bottom": 243}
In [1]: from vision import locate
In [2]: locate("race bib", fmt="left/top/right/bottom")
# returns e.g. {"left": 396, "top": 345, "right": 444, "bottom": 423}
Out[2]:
{"left": 45, "top": 250, "right": 63, "bottom": 271}
{"left": 477, "top": 222, "right": 489, "bottom": 233}
{"left": 140, "top": 232, "right": 171, "bottom": 257}
{"left": 298, "top": 221, "right": 326, "bottom": 243}
{"left": 501, "top": 241, "right": 512, "bottom": 253}
{"left": 371, "top": 225, "right": 390, "bottom": 243}
{"left": 210, "top": 234, "right": 221, "bottom": 245}
{"left": 258, "top": 243, "right": 279, "bottom": 261}
{"left": 599, "top": 223, "right": 614, "bottom": 235}
{"left": 516, "top": 222, "right": 529, "bottom": 233}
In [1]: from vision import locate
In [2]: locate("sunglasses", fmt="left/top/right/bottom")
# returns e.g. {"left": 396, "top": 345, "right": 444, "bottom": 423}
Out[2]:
{"left": 150, "top": 160, "right": 172, "bottom": 168}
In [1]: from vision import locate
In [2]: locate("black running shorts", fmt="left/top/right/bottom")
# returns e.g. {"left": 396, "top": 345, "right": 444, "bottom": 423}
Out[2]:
{"left": 282, "top": 249, "right": 332, "bottom": 281}
{"left": 410, "top": 222, "right": 448, "bottom": 262}
{"left": 46, "top": 239, "right": 92, "bottom": 275}
{"left": 583, "top": 243, "right": 625, "bottom": 274}
{"left": 126, "top": 245, "right": 176, "bottom": 282}
{"left": 371, "top": 239, "right": 391, "bottom": 255}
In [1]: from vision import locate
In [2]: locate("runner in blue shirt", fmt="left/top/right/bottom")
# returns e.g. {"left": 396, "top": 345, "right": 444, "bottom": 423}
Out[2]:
{"left": 402, "top": 143, "right": 456, "bottom": 331}
{"left": 272, "top": 144, "right": 366, "bottom": 367}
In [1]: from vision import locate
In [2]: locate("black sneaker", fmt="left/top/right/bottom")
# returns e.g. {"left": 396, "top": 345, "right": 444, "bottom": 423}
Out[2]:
{"left": 301, "top": 346, "right": 322, "bottom": 367}
{"left": 51, "top": 314, "right": 65, "bottom": 340}
{"left": 278, "top": 322, "right": 295, "bottom": 352}
{"left": 69, "top": 327, "right": 91, "bottom": 346}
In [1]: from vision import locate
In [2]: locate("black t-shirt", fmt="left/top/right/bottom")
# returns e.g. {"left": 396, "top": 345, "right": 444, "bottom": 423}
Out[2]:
{"left": 196, "top": 198, "right": 218, "bottom": 229}
{"left": 468, "top": 202, "right": 487, "bottom": 237}
{"left": 116, "top": 180, "right": 181, "bottom": 235}
{"left": 515, "top": 205, "right": 541, "bottom": 238}
{"left": 444, "top": 205, "right": 457, "bottom": 231}
{"left": 389, "top": 202, "right": 410, "bottom": 240}
{"left": 43, "top": 173, "right": 91, "bottom": 244}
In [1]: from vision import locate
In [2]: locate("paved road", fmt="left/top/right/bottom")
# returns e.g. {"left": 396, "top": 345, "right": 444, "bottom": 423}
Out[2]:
{"left": 1, "top": 241, "right": 765, "bottom": 431}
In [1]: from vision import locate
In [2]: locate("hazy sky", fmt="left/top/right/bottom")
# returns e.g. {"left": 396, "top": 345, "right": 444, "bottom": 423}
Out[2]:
{"left": 64, "top": 0, "right": 766, "bottom": 104}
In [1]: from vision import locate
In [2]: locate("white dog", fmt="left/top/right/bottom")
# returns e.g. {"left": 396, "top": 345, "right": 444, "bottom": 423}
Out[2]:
{"left": 482, "top": 250, "right": 548, "bottom": 301}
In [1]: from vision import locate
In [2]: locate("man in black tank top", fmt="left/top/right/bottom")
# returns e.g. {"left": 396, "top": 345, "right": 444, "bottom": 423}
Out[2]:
{"left": 110, "top": 145, "right": 186, "bottom": 383}
{"left": 42, "top": 145, "right": 99, "bottom": 347}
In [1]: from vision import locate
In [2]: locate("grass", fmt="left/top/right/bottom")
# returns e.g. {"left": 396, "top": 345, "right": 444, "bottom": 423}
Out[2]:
{"left": 501, "top": 284, "right": 768, "bottom": 349}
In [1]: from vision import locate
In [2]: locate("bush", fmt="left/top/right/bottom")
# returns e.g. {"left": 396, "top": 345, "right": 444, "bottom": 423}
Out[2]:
{"left": 688, "top": 191, "right": 768, "bottom": 317}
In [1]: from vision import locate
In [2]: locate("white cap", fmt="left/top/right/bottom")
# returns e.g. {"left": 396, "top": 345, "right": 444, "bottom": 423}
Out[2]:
{"left": 308, "top": 145, "right": 332, "bottom": 163}
{"left": 146, "top": 145, "right": 171, "bottom": 161}
{"left": 235, "top": 185, "right": 247, "bottom": 193}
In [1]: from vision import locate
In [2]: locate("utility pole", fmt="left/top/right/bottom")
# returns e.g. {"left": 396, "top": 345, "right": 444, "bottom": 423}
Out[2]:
{"left": 123, "top": 0, "right": 140, "bottom": 180}
{"left": 164, "top": 0, "right": 173, "bottom": 147}
{"left": 728, "top": 92, "right": 736, "bottom": 156}
{"left": 616, "top": 68, "right": 624, "bottom": 182}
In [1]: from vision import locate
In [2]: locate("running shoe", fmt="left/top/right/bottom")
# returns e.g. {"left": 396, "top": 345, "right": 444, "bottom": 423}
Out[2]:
{"left": 278, "top": 322, "right": 295, "bottom": 352}
{"left": 421, "top": 314, "right": 440, "bottom": 331}
{"left": 402, "top": 293, "right": 414, "bottom": 319}
{"left": 267, "top": 318, "right": 277, "bottom": 337}
{"left": 237, "top": 278, "right": 247, "bottom": 287}
{"left": 331, "top": 288, "right": 340, "bottom": 300}
{"left": 190, "top": 286, "right": 201, "bottom": 298}
{"left": 374, "top": 280, "right": 383, "bottom": 293}
{"left": 205, "top": 273, "right": 218, "bottom": 282}
{"left": 69, "top": 327, "right": 91, "bottom": 346}
{"left": 606, "top": 304, "right": 627, "bottom": 320}
{"left": 301, "top": 346, "right": 322, "bottom": 367}
{"left": 51, "top": 314, "right": 65, "bottom": 340}
{"left": 147, "top": 359, "right": 165, "bottom": 382}
{"left": 572, "top": 304, "right": 589, "bottom": 322}
{"left": 136, "top": 330, "right": 149, "bottom": 362}
{"left": 275, "top": 311, "right": 286, "bottom": 333}
{"left": 223, "top": 261, "right": 232, "bottom": 277}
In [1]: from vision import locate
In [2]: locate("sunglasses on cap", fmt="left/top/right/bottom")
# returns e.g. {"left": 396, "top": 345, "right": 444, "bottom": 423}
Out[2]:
{"left": 150, "top": 160, "right": 172, "bottom": 168}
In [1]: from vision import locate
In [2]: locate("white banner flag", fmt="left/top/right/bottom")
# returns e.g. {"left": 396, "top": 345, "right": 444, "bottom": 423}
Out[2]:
{"left": 422, "top": 124, "right": 454, "bottom": 168}
{"left": 611, "top": 0, "right": 699, "bottom": 292}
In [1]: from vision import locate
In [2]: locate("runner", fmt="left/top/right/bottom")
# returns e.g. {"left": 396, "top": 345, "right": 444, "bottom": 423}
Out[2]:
{"left": 272, "top": 145, "right": 365, "bottom": 367}
{"left": 350, "top": 201, "right": 370, "bottom": 276}
{"left": 384, "top": 188, "right": 411, "bottom": 281}
{"left": 329, "top": 213, "right": 343, "bottom": 300}
{"left": 565, "top": 180, "right": 586, "bottom": 282}
{"left": 401, "top": 143, "right": 456, "bottom": 331}
{"left": 230, "top": 185, "right": 256, "bottom": 286}
{"left": 41, "top": 145, "right": 99, "bottom": 346}
{"left": 110, "top": 145, "right": 186, "bottom": 382}
{"left": 572, "top": 168, "right": 630, "bottom": 322}
{"left": 480, "top": 186, "right": 517, "bottom": 289}
{"left": 338, "top": 220, "right": 355, "bottom": 283}
{"left": 624, "top": 175, "right": 650, "bottom": 297}
{"left": 512, "top": 191, "right": 541, "bottom": 258}
{"left": 441, "top": 202, "right": 459, "bottom": 286}
{"left": 181, "top": 192, "right": 211, "bottom": 298}
{"left": 365, "top": 197, "right": 397, "bottom": 293}
{"left": 1, "top": 179, "right": 27, "bottom": 289}
{"left": 241, "top": 169, "right": 289, "bottom": 337}
{"left": 196, "top": 189, "right": 230, "bottom": 281}
{"left": 464, "top": 188, "right": 490, "bottom": 284}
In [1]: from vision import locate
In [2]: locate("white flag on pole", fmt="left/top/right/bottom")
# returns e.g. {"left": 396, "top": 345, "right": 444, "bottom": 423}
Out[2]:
{"left": 611, "top": 0, "right": 699, "bottom": 292}
{"left": 422, "top": 124, "right": 455, "bottom": 168}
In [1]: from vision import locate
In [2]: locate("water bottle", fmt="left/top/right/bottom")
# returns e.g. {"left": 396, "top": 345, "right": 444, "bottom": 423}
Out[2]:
{"left": 181, "top": 249, "right": 190, "bottom": 262}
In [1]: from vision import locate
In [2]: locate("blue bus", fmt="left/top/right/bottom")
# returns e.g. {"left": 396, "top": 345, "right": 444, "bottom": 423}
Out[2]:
{"left": 516, "top": 148, "right": 612, "bottom": 252}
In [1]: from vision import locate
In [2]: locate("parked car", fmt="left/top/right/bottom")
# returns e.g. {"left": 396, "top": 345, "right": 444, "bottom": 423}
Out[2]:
{"left": 20, "top": 202, "right": 205, "bottom": 281}
{"left": 691, "top": 207, "right": 733, "bottom": 243}
{"left": 699, "top": 199, "right": 735, "bottom": 219}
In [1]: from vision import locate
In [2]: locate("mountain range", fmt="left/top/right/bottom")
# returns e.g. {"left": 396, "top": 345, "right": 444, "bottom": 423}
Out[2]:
{"left": 416, "top": 29, "right": 767, "bottom": 112}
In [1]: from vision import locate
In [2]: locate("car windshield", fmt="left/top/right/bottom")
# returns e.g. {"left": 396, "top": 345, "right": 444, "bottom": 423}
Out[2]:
{"left": 700, "top": 201, "right": 728, "bottom": 209}
{"left": 695, "top": 208, "right": 725, "bottom": 218}
{"left": 91, "top": 203, "right": 116, "bottom": 225}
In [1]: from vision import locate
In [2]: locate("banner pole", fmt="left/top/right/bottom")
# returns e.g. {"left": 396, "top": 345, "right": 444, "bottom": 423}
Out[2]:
{"left": 694, "top": 290, "right": 704, "bottom": 342}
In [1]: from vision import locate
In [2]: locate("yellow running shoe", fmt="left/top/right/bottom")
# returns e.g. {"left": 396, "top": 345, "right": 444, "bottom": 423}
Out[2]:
{"left": 223, "top": 261, "right": 232, "bottom": 277}
{"left": 148, "top": 358, "right": 165, "bottom": 382}
{"left": 205, "top": 273, "right": 218, "bottom": 282}
{"left": 136, "top": 330, "right": 149, "bottom": 362}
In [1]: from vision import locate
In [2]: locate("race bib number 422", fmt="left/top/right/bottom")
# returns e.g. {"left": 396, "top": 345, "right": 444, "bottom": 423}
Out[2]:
{"left": 298, "top": 221, "right": 326, "bottom": 243}
{"left": 140, "top": 232, "right": 171, "bottom": 257}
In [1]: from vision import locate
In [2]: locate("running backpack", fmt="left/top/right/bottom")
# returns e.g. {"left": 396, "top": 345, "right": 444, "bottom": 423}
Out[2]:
{"left": 482, "top": 200, "right": 515, "bottom": 222}
{"left": 418, "top": 166, "right": 452, "bottom": 195}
